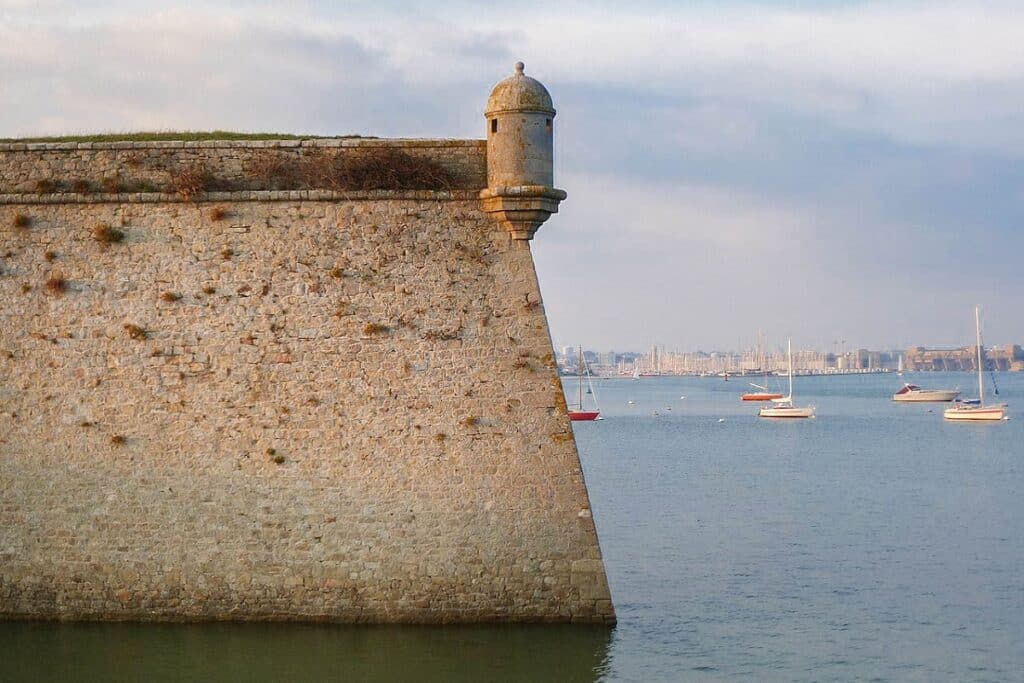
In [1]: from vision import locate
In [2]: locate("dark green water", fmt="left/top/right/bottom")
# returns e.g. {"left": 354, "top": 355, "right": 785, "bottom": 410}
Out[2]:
{"left": 3, "top": 372, "right": 1022, "bottom": 681}
{"left": 0, "top": 622, "right": 611, "bottom": 682}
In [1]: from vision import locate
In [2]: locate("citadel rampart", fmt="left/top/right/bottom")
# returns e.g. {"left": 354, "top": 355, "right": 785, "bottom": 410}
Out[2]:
{"left": 0, "top": 138, "right": 485, "bottom": 195}
{"left": 0, "top": 67, "right": 615, "bottom": 624}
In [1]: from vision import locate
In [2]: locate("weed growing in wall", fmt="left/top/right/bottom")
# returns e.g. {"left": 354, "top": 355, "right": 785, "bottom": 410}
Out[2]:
{"left": 363, "top": 322, "right": 390, "bottom": 335}
{"left": 169, "top": 165, "right": 216, "bottom": 199}
{"left": 44, "top": 277, "right": 66, "bottom": 295}
{"left": 123, "top": 324, "right": 147, "bottom": 340}
{"left": 160, "top": 291, "right": 182, "bottom": 302}
{"left": 13, "top": 213, "right": 30, "bottom": 229}
{"left": 210, "top": 207, "right": 228, "bottom": 222}
{"left": 93, "top": 224, "right": 125, "bottom": 245}
{"left": 246, "top": 148, "right": 461, "bottom": 192}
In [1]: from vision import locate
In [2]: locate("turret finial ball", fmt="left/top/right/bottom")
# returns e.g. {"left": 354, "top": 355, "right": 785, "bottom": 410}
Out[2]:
{"left": 514, "top": 61, "right": 525, "bottom": 75}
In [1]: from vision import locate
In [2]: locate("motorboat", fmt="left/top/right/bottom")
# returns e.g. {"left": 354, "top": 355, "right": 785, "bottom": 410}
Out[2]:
{"left": 892, "top": 383, "right": 959, "bottom": 402}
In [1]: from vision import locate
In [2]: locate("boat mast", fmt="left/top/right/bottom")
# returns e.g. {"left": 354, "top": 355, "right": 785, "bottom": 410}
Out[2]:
{"left": 578, "top": 345, "right": 584, "bottom": 410}
{"left": 788, "top": 339, "right": 794, "bottom": 399}
{"left": 975, "top": 305, "right": 984, "bottom": 406}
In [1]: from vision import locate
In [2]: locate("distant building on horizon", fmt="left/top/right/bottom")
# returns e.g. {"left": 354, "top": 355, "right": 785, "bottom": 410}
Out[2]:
{"left": 905, "top": 345, "right": 1024, "bottom": 371}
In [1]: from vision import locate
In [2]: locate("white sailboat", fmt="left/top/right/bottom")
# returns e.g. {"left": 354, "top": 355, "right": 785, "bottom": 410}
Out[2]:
{"left": 943, "top": 306, "right": 1007, "bottom": 422}
{"left": 758, "top": 339, "right": 815, "bottom": 419}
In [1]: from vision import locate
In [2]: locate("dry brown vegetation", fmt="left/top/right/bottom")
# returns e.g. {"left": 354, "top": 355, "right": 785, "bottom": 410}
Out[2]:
{"left": 246, "top": 149, "right": 460, "bottom": 192}
{"left": 93, "top": 224, "right": 125, "bottom": 245}
{"left": 160, "top": 291, "right": 182, "bottom": 302}
{"left": 363, "top": 322, "right": 390, "bottom": 335}
{"left": 44, "top": 277, "right": 66, "bottom": 295}
{"left": 169, "top": 164, "right": 217, "bottom": 199}
{"left": 12, "top": 147, "right": 463, "bottom": 199}
{"left": 209, "top": 206, "right": 228, "bottom": 221}
{"left": 13, "top": 213, "right": 30, "bottom": 229}
{"left": 123, "top": 323, "right": 147, "bottom": 340}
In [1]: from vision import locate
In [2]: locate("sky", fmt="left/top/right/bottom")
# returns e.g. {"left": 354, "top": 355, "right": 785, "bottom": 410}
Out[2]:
{"left": 2, "top": 0, "right": 1022, "bottom": 352}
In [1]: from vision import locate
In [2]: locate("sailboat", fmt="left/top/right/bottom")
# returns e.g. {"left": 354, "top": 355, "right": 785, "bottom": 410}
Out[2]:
{"left": 943, "top": 306, "right": 1007, "bottom": 422}
{"left": 741, "top": 369, "right": 784, "bottom": 401}
{"left": 758, "top": 339, "right": 815, "bottom": 418}
{"left": 569, "top": 346, "right": 600, "bottom": 421}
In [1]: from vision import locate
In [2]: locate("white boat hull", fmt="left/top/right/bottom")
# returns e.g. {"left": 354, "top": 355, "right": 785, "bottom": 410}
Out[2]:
{"left": 943, "top": 405, "right": 1006, "bottom": 421}
{"left": 759, "top": 406, "right": 815, "bottom": 418}
{"left": 892, "top": 389, "right": 960, "bottom": 402}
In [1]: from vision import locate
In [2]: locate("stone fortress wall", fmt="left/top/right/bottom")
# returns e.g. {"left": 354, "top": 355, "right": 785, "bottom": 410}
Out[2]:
{"left": 0, "top": 138, "right": 485, "bottom": 195}
{"left": 0, "top": 65, "right": 615, "bottom": 624}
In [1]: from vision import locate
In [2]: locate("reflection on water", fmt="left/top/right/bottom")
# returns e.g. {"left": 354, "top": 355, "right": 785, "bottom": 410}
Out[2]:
{"left": 0, "top": 622, "right": 613, "bottom": 682}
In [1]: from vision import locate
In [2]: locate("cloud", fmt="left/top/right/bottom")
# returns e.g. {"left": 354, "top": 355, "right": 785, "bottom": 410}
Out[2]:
{"left": 534, "top": 168, "right": 1024, "bottom": 350}
{"left": 4, "top": 1, "right": 1023, "bottom": 150}
{"left": 1, "top": 1, "right": 1022, "bottom": 348}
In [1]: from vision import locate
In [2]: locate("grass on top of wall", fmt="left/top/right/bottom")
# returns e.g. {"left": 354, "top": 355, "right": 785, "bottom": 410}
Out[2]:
{"left": 0, "top": 132, "right": 372, "bottom": 143}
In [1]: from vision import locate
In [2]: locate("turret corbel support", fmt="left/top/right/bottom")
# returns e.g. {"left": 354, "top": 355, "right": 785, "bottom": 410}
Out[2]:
{"left": 480, "top": 185, "right": 567, "bottom": 241}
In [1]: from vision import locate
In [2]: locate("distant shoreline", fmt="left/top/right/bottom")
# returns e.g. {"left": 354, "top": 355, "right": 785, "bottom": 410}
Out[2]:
{"left": 567, "top": 368, "right": 1020, "bottom": 378}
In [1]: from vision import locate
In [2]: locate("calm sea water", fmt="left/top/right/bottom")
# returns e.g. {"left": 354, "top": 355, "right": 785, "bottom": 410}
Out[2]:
{"left": 3, "top": 372, "right": 1022, "bottom": 682}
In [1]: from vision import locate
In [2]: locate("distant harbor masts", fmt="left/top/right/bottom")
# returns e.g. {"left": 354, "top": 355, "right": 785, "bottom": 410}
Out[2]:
{"left": 559, "top": 342, "right": 1024, "bottom": 377}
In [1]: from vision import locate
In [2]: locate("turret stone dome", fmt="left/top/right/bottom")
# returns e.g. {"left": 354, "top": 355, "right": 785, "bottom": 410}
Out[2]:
{"left": 485, "top": 62, "right": 555, "bottom": 116}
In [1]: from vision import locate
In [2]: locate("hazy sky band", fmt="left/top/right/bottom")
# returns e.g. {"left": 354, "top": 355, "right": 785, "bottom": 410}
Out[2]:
{"left": 2, "top": 0, "right": 1021, "bottom": 350}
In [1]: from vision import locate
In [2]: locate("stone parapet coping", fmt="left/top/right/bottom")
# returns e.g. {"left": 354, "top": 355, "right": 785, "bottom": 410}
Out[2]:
{"left": 0, "top": 138, "right": 485, "bottom": 152}
{"left": 480, "top": 185, "right": 568, "bottom": 200}
{"left": 0, "top": 189, "right": 482, "bottom": 204}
